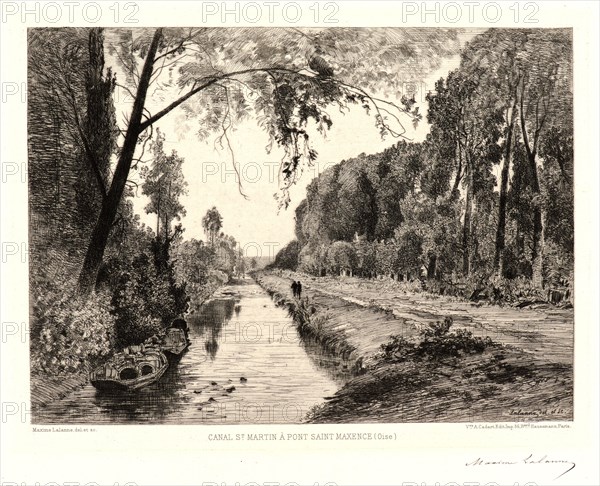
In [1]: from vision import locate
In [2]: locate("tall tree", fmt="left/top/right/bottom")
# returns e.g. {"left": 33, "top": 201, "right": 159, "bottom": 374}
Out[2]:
{"left": 141, "top": 128, "right": 188, "bottom": 241}
{"left": 77, "top": 29, "right": 163, "bottom": 293}
{"left": 459, "top": 30, "right": 526, "bottom": 277}
{"left": 202, "top": 206, "right": 223, "bottom": 247}
{"left": 515, "top": 30, "right": 572, "bottom": 288}
{"left": 427, "top": 68, "right": 502, "bottom": 276}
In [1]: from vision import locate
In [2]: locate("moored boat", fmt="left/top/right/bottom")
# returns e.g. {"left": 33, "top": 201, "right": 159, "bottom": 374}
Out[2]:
{"left": 89, "top": 345, "right": 169, "bottom": 391}
{"left": 160, "top": 327, "right": 190, "bottom": 360}
{"left": 170, "top": 318, "right": 190, "bottom": 339}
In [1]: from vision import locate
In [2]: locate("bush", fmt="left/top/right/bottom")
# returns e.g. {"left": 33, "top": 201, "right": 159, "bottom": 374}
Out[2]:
{"left": 379, "top": 316, "right": 495, "bottom": 362}
{"left": 31, "top": 285, "right": 114, "bottom": 374}
{"left": 426, "top": 274, "right": 546, "bottom": 305}
{"left": 100, "top": 251, "right": 188, "bottom": 348}
{"left": 271, "top": 240, "right": 301, "bottom": 271}
{"left": 380, "top": 335, "right": 416, "bottom": 362}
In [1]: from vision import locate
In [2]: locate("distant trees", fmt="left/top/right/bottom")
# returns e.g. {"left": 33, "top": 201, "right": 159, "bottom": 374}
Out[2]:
{"left": 274, "top": 29, "right": 572, "bottom": 295}
{"left": 173, "top": 210, "right": 242, "bottom": 310}
{"left": 270, "top": 240, "right": 301, "bottom": 271}
{"left": 173, "top": 239, "right": 217, "bottom": 311}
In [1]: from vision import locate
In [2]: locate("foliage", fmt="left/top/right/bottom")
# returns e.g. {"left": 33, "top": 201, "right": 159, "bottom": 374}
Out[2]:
{"left": 272, "top": 28, "right": 573, "bottom": 299}
{"left": 99, "top": 249, "right": 187, "bottom": 349}
{"left": 28, "top": 28, "right": 118, "bottom": 280}
{"left": 269, "top": 240, "right": 301, "bottom": 271}
{"left": 202, "top": 206, "right": 223, "bottom": 247}
{"left": 173, "top": 231, "right": 240, "bottom": 311}
{"left": 141, "top": 128, "right": 188, "bottom": 238}
{"left": 298, "top": 242, "right": 328, "bottom": 276}
{"left": 30, "top": 281, "right": 114, "bottom": 374}
{"left": 326, "top": 241, "right": 356, "bottom": 275}
{"left": 379, "top": 317, "right": 495, "bottom": 363}
{"left": 353, "top": 236, "right": 377, "bottom": 277}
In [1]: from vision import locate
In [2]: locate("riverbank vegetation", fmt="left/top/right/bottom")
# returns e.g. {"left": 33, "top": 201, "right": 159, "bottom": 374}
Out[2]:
{"left": 271, "top": 30, "right": 573, "bottom": 308}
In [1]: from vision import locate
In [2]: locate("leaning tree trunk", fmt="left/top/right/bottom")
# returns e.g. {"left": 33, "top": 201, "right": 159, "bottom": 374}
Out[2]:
{"left": 493, "top": 98, "right": 518, "bottom": 277}
{"left": 77, "top": 29, "right": 163, "bottom": 294}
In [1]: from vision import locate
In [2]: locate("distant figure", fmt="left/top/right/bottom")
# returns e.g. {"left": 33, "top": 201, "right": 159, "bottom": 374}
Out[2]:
{"left": 297, "top": 281, "right": 302, "bottom": 299}
{"left": 291, "top": 281, "right": 298, "bottom": 298}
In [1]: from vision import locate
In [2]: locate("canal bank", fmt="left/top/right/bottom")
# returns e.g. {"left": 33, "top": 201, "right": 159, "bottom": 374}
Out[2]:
{"left": 252, "top": 270, "right": 420, "bottom": 371}
{"left": 253, "top": 270, "right": 573, "bottom": 423}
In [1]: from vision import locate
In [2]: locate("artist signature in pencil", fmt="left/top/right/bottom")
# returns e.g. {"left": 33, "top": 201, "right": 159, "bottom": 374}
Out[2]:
{"left": 466, "top": 454, "right": 575, "bottom": 479}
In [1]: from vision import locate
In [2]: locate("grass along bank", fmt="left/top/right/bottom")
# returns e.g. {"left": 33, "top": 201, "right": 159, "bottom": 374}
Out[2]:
{"left": 253, "top": 270, "right": 421, "bottom": 370}
{"left": 253, "top": 270, "right": 573, "bottom": 423}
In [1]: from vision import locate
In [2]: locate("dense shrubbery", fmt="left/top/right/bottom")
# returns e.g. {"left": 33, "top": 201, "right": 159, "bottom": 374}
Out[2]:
{"left": 380, "top": 316, "right": 495, "bottom": 363}
{"left": 30, "top": 278, "right": 114, "bottom": 374}
{"left": 98, "top": 250, "right": 188, "bottom": 348}
{"left": 30, "top": 231, "right": 191, "bottom": 375}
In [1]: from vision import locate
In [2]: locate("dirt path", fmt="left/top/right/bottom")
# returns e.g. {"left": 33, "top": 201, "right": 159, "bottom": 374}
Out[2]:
{"left": 271, "top": 271, "right": 574, "bottom": 366}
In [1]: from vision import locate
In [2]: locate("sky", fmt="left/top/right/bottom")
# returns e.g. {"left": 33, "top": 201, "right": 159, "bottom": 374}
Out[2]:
{"left": 107, "top": 28, "right": 482, "bottom": 260}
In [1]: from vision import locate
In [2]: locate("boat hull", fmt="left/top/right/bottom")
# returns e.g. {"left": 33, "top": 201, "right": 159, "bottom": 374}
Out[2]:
{"left": 91, "top": 363, "right": 168, "bottom": 391}
{"left": 89, "top": 348, "right": 169, "bottom": 391}
{"left": 163, "top": 347, "right": 188, "bottom": 363}
{"left": 161, "top": 328, "right": 190, "bottom": 361}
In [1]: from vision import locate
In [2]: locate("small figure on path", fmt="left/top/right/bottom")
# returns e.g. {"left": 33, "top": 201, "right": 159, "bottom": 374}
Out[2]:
{"left": 291, "top": 280, "right": 298, "bottom": 298}
{"left": 297, "top": 281, "right": 302, "bottom": 299}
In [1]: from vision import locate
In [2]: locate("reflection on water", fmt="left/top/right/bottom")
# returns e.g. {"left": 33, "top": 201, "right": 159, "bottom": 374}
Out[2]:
{"left": 194, "top": 297, "right": 236, "bottom": 361}
{"left": 33, "top": 280, "right": 351, "bottom": 424}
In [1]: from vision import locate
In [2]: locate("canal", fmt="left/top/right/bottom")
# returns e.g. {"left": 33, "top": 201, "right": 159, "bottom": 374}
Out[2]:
{"left": 34, "top": 279, "right": 351, "bottom": 424}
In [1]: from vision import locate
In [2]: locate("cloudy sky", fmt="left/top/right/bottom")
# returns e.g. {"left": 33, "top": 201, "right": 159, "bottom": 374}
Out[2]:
{"left": 108, "top": 28, "right": 481, "bottom": 259}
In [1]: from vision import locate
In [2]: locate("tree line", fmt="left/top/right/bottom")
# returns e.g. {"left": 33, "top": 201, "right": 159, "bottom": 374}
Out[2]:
{"left": 273, "top": 29, "right": 573, "bottom": 300}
